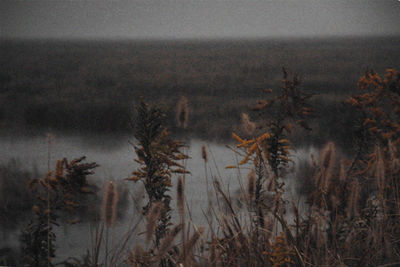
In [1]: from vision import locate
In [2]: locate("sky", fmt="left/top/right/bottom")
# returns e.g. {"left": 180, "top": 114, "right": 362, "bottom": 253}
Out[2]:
{"left": 1, "top": 0, "right": 400, "bottom": 39}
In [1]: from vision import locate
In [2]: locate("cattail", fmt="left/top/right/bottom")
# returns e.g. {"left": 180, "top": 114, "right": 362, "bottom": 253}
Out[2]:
{"left": 176, "top": 96, "right": 189, "bottom": 128}
{"left": 201, "top": 145, "right": 208, "bottom": 163}
{"left": 157, "top": 224, "right": 183, "bottom": 260}
{"left": 241, "top": 113, "right": 256, "bottom": 135}
{"left": 102, "top": 181, "right": 119, "bottom": 228}
{"left": 177, "top": 177, "right": 185, "bottom": 216}
{"left": 146, "top": 202, "right": 163, "bottom": 244}
{"left": 247, "top": 170, "right": 256, "bottom": 202}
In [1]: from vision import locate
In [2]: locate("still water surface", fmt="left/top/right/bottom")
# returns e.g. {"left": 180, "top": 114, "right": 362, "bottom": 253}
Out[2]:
{"left": 0, "top": 133, "right": 316, "bottom": 261}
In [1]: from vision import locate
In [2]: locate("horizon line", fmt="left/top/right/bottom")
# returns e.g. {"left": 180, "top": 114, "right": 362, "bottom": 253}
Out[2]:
{"left": 2, "top": 34, "right": 400, "bottom": 43}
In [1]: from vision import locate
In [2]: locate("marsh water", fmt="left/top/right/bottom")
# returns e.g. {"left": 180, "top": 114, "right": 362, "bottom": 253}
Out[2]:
{"left": 0, "top": 133, "right": 317, "bottom": 261}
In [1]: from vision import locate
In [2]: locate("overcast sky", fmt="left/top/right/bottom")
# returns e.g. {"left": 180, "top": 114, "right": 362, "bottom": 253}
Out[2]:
{"left": 1, "top": 0, "right": 400, "bottom": 39}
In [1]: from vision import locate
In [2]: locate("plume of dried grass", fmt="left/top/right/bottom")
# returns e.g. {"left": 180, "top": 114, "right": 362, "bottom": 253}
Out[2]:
{"left": 146, "top": 202, "right": 163, "bottom": 244}
{"left": 157, "top": 224, "right": 183, "bottom": 260}
{"left": 257, "top": 205, "right": 265, "bottom": 228}
{"left": 176, "top": 96, "right": 189, "bottom": 128}
{"left": 177, "top": 177, "right": 185, "bottom": 217}
{"left": 388, "top": 140, "right": 400, "bottom": 172}
{"left": 241, "top": 113, "right": 256, "bottom": 135}
{"left": 128, "top": 245, "right": 145, "bottom": 267}
{"left": 266, "top": 175, "right": 276, "bottom": 192}
{"left": 374, "top": 146, "right": 385, "bottom": 195}
{"left": 179, "top": 226, "right": 205, "bottom": 263}
{"left": 264, "top": 218, "right": 274, "bottom": 242}
{"left": 209, "top": 240, "right": 220, "bottom": 267}
{"left": 247, "top": 170, "right": 256, "bottom": 202}
{"left": 316, "top": 142, "right": 336, "bottom": 192}
{"left": 102, "top": 181, "right": 119, "bottom": 228}
{"left": 201, "top": 145, "right": 208, "bottom": 163}
{"left": 339, "top": 159, "right": 347, "bottom": 182}
{"left": 346, "top": 180, "right": 360, "bottom": 219}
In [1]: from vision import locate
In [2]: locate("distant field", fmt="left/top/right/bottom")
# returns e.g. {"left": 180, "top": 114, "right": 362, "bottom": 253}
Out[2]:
{"left": 1, "top": 37, "right": 399, "bottom": 143}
